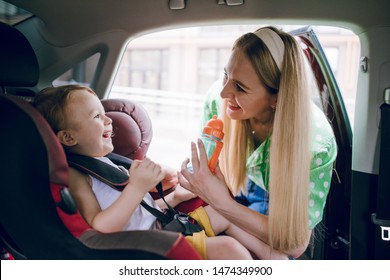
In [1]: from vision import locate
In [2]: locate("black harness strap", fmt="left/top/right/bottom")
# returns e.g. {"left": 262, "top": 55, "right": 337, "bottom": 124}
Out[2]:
{"left": 68, "top": 153, "right": 129, "bottom": 191}
{"left": 66, "top": 153, "right": 177, "bottom": 223}
{"left": 66, "top": 153, "right": 203, "bottom": 236}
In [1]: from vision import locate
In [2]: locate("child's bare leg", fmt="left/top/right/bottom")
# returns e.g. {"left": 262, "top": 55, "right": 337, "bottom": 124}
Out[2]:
{"left": 204, "top": 205, "right": 288, "bottom": 259}
{"left": 206, "top": 235, "right": 252, "bottom": 260}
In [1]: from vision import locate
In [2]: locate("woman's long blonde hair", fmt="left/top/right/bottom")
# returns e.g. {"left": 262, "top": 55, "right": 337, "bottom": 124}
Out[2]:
{"left": 219, "top": 26, "right": 313, "bottom": 251}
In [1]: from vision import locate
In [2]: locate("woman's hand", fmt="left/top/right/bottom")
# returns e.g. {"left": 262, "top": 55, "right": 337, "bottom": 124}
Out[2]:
{"left": 179, "top": 139, "right": 231, "bottom": 207}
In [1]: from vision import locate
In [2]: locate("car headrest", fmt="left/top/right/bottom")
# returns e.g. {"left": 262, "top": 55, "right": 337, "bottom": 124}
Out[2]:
{"left": 102, "top": 99, "right": 153, "bottom": 160}
{"left": 0, "top": 22, "right": 39, "bottom": 87}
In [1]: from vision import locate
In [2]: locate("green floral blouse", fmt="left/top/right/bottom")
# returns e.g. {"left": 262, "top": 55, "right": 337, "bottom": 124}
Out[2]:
{"left": 201, "top": 81, "right": 338, "bottom": 229}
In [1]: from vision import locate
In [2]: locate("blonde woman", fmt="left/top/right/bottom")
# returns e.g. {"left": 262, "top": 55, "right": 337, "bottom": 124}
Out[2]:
{"left": 180, "top": 26, "right": 337, "bottom": 259}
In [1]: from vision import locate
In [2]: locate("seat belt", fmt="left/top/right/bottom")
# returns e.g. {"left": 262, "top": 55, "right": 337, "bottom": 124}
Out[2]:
{"left": 371, "top": 101, "right": 390, "bottom": 259}
{"left": 67, "top": 153, "right": 203, "bottom": 236}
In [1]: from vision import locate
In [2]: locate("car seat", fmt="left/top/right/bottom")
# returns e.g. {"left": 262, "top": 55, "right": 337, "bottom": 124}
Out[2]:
{"left": 101, "top": 98, "right": 171, "bottom": 197}
{"left": 101, "top": 98, "right": 207, "bottom": 213}
{"left": 0, "top": 22, "right": 201, "bottom": 260}
{"left": 101, "top": 98, "right": 153, "bottom": 161}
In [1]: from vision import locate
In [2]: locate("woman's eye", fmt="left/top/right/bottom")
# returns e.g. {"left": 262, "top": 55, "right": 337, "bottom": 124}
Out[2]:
{"left": 235, "top": 84, "right": 245, "bottom": 92}
{"left": 222, "top": 72, "right": 228, "bottom": 83}
{"left": 94, "top": 114, "right": 100, "bottom": 119}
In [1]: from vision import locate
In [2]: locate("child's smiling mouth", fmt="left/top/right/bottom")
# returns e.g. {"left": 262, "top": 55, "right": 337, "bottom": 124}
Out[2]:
{"left": 102, "top": 131, "right": 112, "bottom": 138}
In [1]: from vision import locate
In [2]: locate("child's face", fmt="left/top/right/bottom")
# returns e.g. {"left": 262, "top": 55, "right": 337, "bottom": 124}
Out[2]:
{"left": 61, "top": 89, "right": 114, "bottom": 157}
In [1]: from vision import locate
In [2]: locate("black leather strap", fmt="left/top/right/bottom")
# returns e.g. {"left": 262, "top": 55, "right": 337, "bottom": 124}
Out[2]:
{"left": 66, "top": 153, "right": 175, "bottom": 223}
{"left": 67, "top": 153, "right": 129, "bottom": 190}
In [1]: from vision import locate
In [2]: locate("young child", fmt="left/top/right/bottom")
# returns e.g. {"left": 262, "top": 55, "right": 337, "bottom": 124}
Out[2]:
{"left": 33, "top": 84, "right": 284, "bottom": 259}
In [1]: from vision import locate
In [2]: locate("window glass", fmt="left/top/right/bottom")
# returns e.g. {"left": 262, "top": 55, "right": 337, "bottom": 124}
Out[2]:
{"left": 0, "top": 0, "right": 32, "bottom": 25}
{"left": 110, "top": 25, "right": 359, "bottom": 168}
{"left": 116, "top": 49, "right": 169, "bottom": 89}
{"left": 319, "top": 36, "right": 359, "bottom": 126}
{"left": 198, "top": 48, "right": 230, "bottom": 94}
{"left": 53, "top": 53, "right": 101, "bottom": 87}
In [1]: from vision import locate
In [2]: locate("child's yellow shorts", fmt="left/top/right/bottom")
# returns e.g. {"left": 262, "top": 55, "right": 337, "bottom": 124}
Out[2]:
{"left": 185, "top": 206, "right": 215, "bottom": 259}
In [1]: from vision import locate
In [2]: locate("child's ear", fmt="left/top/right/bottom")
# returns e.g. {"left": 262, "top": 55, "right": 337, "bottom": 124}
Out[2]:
{"left": 57, "top": 130, "right": 77, "bottom": 147}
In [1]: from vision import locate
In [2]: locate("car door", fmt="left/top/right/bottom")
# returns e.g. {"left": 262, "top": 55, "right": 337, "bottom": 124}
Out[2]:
{"left": 290, "top": 26, "right": 353, "bottom": 260}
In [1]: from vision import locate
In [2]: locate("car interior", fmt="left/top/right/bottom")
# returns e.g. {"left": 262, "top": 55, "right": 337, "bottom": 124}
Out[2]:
{"left": 0, "top": 0, "right": 389, "bottom": 260}
{"left": 0, "top": 21, "right": 203, "bottom": 260}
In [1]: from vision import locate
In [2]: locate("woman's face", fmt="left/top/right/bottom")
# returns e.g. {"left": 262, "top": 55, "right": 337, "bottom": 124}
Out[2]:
{"left": 221, "top": 48, "right": 277, "bottom": 124}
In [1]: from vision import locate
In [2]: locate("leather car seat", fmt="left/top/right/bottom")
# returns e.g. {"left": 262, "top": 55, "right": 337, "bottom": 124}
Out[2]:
{"left": 101, "top": 98, "right": 153, "bottom": 160}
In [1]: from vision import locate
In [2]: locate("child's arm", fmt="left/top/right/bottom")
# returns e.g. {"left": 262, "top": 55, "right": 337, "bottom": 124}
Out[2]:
{"left": 156, "top": 183, "right": 197, "bottom": 210}
{"left": 68, "top": 167, "right": 104, "bottom": 225}
{"left": 153, "top": 165, "right": 197, "bottom": 209}
{"left": 68, "top": 158, "right": 165, "bottom": 233}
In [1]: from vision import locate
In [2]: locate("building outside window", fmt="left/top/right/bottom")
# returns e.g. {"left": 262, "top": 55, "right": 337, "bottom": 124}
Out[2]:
{"left": 109, "top": 25, "right": 359, "bottom": 168}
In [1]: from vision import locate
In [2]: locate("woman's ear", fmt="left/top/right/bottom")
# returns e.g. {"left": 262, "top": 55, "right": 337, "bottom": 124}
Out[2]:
{"left": 271, "top": 95, "right": 277, "bottom": 111}
{"left": 57, "top": 130, "right": 77, "bottom": 147}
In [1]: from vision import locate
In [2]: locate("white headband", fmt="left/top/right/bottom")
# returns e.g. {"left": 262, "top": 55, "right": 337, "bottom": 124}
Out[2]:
{"left": 253, "top": 28, "right": 285, "bottom": 70}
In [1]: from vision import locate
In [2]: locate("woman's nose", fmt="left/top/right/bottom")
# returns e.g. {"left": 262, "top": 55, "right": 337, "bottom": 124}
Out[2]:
{"left": 220, "top": 81, "right": 232, "bottom": 99}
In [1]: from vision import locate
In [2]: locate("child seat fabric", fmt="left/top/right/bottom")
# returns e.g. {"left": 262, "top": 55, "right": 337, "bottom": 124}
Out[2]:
{"left": 102, "top": 99, "right": 153, "bottom": 160}
{"left": 0, "top": 22, "right": 201, "bottom": 260}
{"left": 0, "top": 94, "right": 202, "bottom": 259}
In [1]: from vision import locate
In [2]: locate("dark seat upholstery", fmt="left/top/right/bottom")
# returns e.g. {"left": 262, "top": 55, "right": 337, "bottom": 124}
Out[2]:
{"left": 0, "top": 22, "right": 38, "bottom": 98}
{"left": 0, "top": 22, "right": 201, "bottom": 260}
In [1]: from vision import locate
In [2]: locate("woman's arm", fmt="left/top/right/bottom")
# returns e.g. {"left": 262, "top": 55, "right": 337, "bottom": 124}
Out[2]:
{"left": 215, "top": 196, "right": 310, "bottom": 258}
{"left": 179, "top": 139, "right": 310, "bottom": 257}
{"left": 179, "top": 140, "right": 270, "bottom": 238}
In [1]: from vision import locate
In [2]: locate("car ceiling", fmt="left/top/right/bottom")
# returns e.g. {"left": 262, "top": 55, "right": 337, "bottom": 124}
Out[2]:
{"left": 7, "top": 0, "right": 390, "bottom": 47}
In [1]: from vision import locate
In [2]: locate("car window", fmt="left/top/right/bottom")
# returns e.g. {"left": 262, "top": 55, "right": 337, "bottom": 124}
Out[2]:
{"left": 0, "top": 0, "right": 32, "bottom": 25}
{"left": 53, "top": 53, "right": 101, "bottom": 87}
{"left": 109, "top": 25, "right": 360, "bottom": 169}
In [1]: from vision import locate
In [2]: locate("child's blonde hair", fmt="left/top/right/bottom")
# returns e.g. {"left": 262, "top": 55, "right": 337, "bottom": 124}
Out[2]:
{"left": 33, "top": 85, "right": 96, "bottom": 133}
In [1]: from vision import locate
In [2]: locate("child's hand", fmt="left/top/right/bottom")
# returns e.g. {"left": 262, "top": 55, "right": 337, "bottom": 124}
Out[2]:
{"left": 159, "top": 165, "right": 179, "bottom": 191}
{"left": 128, "top": 158, "right": 165, "bottom": 193}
